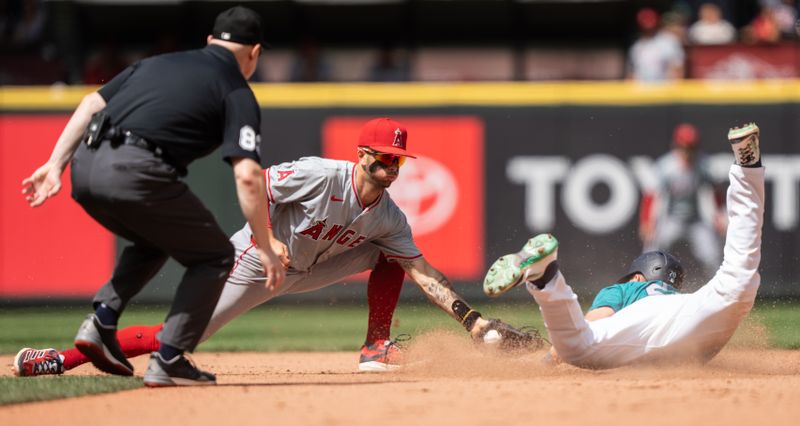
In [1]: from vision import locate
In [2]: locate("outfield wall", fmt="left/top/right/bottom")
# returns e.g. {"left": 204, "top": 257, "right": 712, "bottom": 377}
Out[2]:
{"left": 1, "top": 81, "right": 799, "bottom": 301}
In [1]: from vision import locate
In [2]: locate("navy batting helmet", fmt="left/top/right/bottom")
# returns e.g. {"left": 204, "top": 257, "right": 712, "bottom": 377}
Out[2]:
{"left": 618, "top": 251, "right": 685, "bottom": 289}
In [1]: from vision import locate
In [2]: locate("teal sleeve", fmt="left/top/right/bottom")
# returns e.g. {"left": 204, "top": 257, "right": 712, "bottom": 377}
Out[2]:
{"left": 589, "top": 285, "right": 624, "bottom": 312}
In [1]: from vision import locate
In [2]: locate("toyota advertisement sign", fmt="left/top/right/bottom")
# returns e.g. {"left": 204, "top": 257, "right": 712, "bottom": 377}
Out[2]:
{"left": 2, "top": 100, "right": 798, "bottom": 299}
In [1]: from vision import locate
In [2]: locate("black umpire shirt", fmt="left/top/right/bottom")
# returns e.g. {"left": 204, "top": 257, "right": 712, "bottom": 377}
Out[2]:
{"left": 97, "top": 44, "right": 262, "bottom": 170}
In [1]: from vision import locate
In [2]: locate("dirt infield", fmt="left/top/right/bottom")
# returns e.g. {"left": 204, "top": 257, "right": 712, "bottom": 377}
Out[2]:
{"left": 2, "top": 332, "right": 800, "bottom": 426}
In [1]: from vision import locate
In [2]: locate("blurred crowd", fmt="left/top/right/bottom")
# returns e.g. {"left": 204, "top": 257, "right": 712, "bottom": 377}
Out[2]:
{"left": 1, "top": 0, "right": 799, "bottom": 85}
{"left": 628, "top": 0, "right": 799, "bottom": 81}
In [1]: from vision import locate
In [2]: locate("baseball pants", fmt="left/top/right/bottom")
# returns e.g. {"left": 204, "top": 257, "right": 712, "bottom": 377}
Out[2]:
{"left": 71, "top": 141, "right": 233, "bottom": 352}
{"left": 529, "top": 165, "right": 764, "bottom": 369}
{"left": 199, "top": 226, "right": 384, "bottom": 341}
{"left": 644, "top": 217, "right": 721, "bottom": 278}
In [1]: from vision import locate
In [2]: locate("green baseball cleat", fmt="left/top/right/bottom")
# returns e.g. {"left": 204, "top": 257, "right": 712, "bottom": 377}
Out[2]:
{"left": 483, "top": 233, "right": 559, "bottom": 297}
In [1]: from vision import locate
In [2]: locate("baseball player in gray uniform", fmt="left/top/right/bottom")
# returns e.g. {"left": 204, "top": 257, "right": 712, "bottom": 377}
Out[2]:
{"left": 640, "top": 123, "right": 725, "bottom": 278}
{"left": 14, "top": 118, "right": 537, "bottom": 380}
{"left": 204, "top": 117, "right": 534, "bottom": 356}
{"left": 484, "top": 123, "right": 764, "bottom": 369}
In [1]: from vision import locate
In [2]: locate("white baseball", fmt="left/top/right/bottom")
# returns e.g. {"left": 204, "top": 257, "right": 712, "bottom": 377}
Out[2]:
{"left": 483, "top": 329, "right": 502, "bottom": 344}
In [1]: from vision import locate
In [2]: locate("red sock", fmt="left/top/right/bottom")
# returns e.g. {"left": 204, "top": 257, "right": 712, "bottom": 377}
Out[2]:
{"left": 61, "top": 324, "right": 164, "bottom": 371}
{"left": 365, "top": 254, "right": 405, "bottom": 344}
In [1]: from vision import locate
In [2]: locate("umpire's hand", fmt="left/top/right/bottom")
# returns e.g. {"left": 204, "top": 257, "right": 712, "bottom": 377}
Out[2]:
{"left": 22, "top": 163, "right": 63, "bottom": 207}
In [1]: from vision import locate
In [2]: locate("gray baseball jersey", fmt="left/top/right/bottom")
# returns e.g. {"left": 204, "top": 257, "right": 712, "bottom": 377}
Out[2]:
{"left": 654, "top": 150, "right": 715, "bottom": 222}
{"left": 647, "top": 151, "right": 721, "bottom": 274}
{"left": 262, "top": 156, "right": 421, "bottom": 272}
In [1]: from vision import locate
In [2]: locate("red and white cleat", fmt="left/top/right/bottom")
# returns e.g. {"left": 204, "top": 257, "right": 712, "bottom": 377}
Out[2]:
{"left": 13, "top": 348, "right": 65, "bottom": 377}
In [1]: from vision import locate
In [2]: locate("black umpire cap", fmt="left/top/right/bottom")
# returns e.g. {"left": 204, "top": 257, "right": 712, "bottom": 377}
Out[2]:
{"left": 212, "top": 6, "right": 264, "bottom": 46}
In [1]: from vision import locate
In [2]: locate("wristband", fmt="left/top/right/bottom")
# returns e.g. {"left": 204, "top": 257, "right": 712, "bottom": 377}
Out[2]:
{"left": 461, "top": 309, "right": 482, "bottom": 331}
{"left": 452, "top": 300, "right": 482, "bottom": 332}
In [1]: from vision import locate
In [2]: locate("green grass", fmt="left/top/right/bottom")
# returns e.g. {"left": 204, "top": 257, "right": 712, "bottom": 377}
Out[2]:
{"left": 0, "top": 300, "right": 797, "bottom": 406}
{"left": 0, "top": 376, "right": 141, "bottom": 406}
{"left": 750, "top": 300, "right": 800, "bottom": 349}
{"left": 1, "top": 300, "right": 798, "bottom": 354}
{"left": 0, "top": 302, "right": 545, "bottom": 353}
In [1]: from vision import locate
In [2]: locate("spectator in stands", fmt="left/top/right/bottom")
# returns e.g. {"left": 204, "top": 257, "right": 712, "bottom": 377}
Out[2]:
{"left": 290, "top": 36, "right": 332, "bottom": 82}
{"left": 82, "top": 41, "right": 129, "bottom": 85}
{"left": 628, "top": 8, "right": 686, "bottom": 82}
{"left": 370, "top": 43, "right": 410, "bottom": 82}
{"left": 769, "top": 0, "right": 798, "bottom": 39}
{"left": 741, "top": 6, "right": 781, "bottom": 43}
{"left": 688, "top": 3, "right": 737, "bottom": 44}
{"left": 10, "top": 0, "right": 45, "bottom": 48}
{"left": 0, "top": 1, "right": 13, "bottom": 45}
{"left": 662, "top": 11, "right": 690, "bottom": 44}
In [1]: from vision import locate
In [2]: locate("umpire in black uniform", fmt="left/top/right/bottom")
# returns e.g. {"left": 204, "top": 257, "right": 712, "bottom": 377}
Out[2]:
{"left": 21, "top": 6, "right": 285, "bottom": 386}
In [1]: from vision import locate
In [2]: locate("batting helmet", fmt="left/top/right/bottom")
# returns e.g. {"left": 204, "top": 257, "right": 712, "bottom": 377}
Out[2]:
{"left": 618, "top": 251, "right": 685, "bottom": 289}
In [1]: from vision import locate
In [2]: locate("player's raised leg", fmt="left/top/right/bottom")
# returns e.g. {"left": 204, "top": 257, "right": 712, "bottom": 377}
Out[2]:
{"left": 676, "top": 122, "right": 764, "bottom": 355}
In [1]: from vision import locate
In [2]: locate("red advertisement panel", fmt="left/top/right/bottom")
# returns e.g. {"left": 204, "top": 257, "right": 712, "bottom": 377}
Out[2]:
{"left": 323, "top": 116, "right": 485, "bottom": 280}
{"left": 688, "top": 43, "right": 800, "bottom": 79}
{"left": 0, "top": 115, "right": 114, "bottom": 297}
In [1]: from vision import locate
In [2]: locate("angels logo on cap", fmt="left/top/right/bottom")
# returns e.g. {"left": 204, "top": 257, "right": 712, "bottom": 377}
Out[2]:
{"left": 393, "top": 128, "right": 403, "bottom": 147}
{"left": 358, "top": 118, "right": 416, "bottom": 158}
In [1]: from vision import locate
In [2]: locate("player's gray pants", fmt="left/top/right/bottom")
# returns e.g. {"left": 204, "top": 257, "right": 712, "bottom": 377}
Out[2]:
{"left": 529, "top": 166, "right": 763, "bottom": 369}
{"left": 644, "top": 218, "right": 721, "bottom": 278}
{"left": 199, "top": 228, "right": 383, "bottom": 342}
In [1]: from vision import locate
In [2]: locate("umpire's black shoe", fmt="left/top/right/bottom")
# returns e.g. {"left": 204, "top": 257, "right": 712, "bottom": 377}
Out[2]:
{"left": 74, "top": 314, "right": 134, "bottom": 376}
{"left": 143, "top": 352, "right": 217, "bottom": 387}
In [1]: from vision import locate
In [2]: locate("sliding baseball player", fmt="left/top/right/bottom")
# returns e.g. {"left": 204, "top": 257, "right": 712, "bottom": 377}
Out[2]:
{"left": 484, "top": 122, "right": 763, "bottom": 369}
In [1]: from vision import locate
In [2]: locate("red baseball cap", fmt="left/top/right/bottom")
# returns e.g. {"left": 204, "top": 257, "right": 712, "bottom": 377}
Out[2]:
{"left": 637, "top": 8, "right": 659, "bottom": 31}
{"left": 673, "top": 123, "right": 699, "bottom": 148}
{"left": 358, "top": 118, "right": 417, "bottom": 158}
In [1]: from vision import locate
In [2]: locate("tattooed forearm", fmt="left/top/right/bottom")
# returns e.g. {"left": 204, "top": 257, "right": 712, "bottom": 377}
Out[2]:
{"left": 424, "top": 275, "right": 454, "bottom": 304}
{"left": 423, "top": 278, "right": 463, "bottom": 321}
{"left": 399, "top": 257, "right": 475, "bottom": 322}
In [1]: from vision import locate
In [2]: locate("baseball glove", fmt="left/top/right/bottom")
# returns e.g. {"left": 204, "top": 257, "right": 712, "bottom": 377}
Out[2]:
{"left": 476, "top": 319, "right": 547, "bottom": 352}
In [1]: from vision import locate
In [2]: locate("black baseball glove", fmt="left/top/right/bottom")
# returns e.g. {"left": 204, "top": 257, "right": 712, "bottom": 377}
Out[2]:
{"left": 475, "top": 319, "right": 547, "bottom": 352}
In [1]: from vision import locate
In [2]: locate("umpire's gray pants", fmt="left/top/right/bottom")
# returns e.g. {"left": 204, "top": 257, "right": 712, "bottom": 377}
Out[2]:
{"left": 71, "top": 141, "right": 233, "bottom": 352}
{"left": 200, "top": 227, "right": 382, "bottom": 342}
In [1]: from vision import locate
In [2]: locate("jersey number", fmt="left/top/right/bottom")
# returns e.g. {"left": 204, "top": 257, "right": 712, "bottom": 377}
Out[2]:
{"left": 239, "top": 126, "right": 258, "bottom": 151}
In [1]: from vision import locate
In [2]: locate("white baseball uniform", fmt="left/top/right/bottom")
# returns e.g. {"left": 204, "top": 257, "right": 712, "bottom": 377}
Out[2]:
{"left": 201, "top": 157, "right": 421, "bottom": 340}
{"left": 530, "top": 165, "right": 763, "bottom": 369}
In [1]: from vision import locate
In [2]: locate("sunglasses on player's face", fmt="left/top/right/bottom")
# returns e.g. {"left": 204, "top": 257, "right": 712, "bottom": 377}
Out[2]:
{"left": 361, "top": 149, "right": 407, "bottom": 167}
